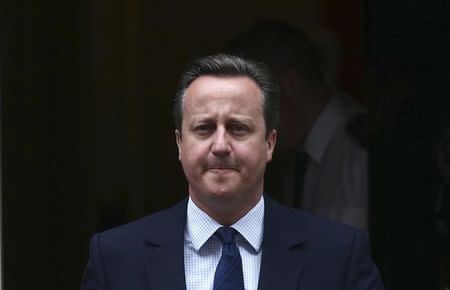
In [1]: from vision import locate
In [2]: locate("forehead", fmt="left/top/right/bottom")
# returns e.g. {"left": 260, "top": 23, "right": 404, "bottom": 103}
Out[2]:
{"left": 183, "top": 75, "right": 263, "bottom": 113}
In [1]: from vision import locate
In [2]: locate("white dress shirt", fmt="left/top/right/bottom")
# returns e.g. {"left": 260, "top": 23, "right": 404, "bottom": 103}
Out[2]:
{"left": 284, "top": 95, "right": 369, "bottom": 231}
{"left": 184, "top": 196, "right": 264, "bottom": 290}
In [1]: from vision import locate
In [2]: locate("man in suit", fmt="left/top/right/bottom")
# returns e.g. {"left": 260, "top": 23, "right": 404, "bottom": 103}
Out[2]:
{"left": 81, "top": 54, "right": 384, "bottom": 289}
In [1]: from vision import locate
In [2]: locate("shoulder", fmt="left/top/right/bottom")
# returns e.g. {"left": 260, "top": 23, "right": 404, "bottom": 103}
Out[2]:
{"left": 264, "top": 199, "right": 384, "bottom": 288}
{"left": 92, "top": 198, "right": 187, "bottom": 251}
{"left": 81, "top": 199, "right": 188, "bottom": 288}
{"left": 266, "top": 198, "right": 365, "bottom": 250}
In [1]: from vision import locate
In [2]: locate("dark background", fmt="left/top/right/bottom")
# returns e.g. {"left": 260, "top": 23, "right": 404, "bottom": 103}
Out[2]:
{"left": 2, "top": 0, "right": 449, "bottom": 289}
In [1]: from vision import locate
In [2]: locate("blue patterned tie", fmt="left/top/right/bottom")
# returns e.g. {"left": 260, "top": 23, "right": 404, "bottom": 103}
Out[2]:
{"left": 213, "top": 227, "right": 244, "bottom": 290}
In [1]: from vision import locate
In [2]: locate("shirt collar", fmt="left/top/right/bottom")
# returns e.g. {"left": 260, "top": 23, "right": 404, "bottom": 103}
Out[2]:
{"left": 186, "top": 196, "right": 265, "bottom": 253}
{"left": 231, "top": 196, "right": 264, "bottom": 253}
{"left": 304, "top": 95, "right": 362, "bottom": 163}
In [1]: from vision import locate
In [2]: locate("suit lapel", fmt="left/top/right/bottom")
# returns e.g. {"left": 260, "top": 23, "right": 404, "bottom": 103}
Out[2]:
{"left": 143, "top": 198, "right": 188, "bottom": 290}
{"left": 140, "top": 196, "right": 309, "bottom": 290}
{"left": 258, "top": 197, "right": 307, "bottom": 290}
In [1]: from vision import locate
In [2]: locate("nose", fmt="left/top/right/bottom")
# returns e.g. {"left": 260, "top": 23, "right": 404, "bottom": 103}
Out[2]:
{"left": 211, "top": 127, "right": 231, "bottom": 157}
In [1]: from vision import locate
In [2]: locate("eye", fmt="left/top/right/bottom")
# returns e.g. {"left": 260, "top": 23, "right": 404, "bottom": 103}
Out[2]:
{"left": 230, "top": 123, "right": 249, "bottom": 136}
{"left": 194, "top": 124, "right": 214, "bottom": 136}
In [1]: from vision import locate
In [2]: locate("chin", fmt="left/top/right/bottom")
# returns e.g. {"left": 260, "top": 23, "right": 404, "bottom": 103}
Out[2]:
{"left": 208, "top": 186, "right": 238, "bottom": 199}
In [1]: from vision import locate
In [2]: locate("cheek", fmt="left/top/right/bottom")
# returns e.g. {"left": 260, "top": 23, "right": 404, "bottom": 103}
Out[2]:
{"left": 180, "top": 143, "right": 209, "bottom": 170}
{"left": 238, "top": 141, "right": 268, "bottom": 166}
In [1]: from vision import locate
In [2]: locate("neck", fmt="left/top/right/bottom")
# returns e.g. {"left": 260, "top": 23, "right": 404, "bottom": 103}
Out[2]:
{"left": 190, "top": 192, "right": 262, "bottom": 226}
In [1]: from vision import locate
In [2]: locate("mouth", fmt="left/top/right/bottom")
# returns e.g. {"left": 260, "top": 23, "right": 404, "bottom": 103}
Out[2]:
{"left": 207, "top": 168, "right": 237, "bottom": 173}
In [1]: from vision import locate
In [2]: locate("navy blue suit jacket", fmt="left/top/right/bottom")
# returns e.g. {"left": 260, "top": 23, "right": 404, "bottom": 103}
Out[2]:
{"left": 81, "top": 197, "right": 384, "bottom": 290}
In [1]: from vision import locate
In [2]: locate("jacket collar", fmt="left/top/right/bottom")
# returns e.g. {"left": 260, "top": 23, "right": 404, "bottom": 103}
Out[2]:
{"left": 143, "top": 198, "right": 188, "bottom": 290}
{"left": 304, "top": 94, "right": 365, "bottom": 163}
{"left": 258, "top": 196, "right": 307, "bottom": 290}
{"left": 142, "top": 196, "right": 308, "bottom": 290}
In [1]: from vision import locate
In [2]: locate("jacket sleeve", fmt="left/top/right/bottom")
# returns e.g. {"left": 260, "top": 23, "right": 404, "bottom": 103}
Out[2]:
{"left": 346, "top": 230, "right": 386, "bottom": 290}
{"left": 80, "top": 234, "right": 108, "bottom": 290}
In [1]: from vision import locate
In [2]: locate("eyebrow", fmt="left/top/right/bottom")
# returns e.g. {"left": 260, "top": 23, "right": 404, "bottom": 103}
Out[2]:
{"left": 227, "top": 117, "right": 253, "bottom": 125}
{"left": 190, "top": 115, "right": 254, "bottom": 124}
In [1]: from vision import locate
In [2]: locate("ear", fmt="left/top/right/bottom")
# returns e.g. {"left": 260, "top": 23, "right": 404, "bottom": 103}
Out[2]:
{"left": 266, "top": 129, "right": 277, "bottom": 162}
{"left": 175, "top": 129, "right": 182, "bottom": 160}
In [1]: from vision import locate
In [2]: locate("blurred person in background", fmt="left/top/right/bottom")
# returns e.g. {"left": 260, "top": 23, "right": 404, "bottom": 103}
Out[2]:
{"left": 226, "top": 21, "right": 369, "bottom": 231}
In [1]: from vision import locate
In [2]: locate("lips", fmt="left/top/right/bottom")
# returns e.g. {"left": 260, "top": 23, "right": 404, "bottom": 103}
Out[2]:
{"left": 207, "top": 168, "right": 237, "bottom": 172}
{"left": 206, "top": 164, "right": 239, "bottom": 175}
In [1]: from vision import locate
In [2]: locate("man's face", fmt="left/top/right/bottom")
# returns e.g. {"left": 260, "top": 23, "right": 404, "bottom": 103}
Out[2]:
{"left": 176, "top": 76, "right": 276, "bottom": 214}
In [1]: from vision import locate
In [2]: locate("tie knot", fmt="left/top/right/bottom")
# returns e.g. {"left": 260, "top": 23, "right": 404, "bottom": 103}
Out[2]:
{"left": 214, "top": 227, "right": 238, "bottom": 244}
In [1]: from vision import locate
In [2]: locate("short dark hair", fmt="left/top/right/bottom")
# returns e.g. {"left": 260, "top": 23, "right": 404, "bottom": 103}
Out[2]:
{"left": 226, "top": 21, "right": 325, "bottom": 87}
{"left": 173, "top": 54, "right": 279, "bottom": 137}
